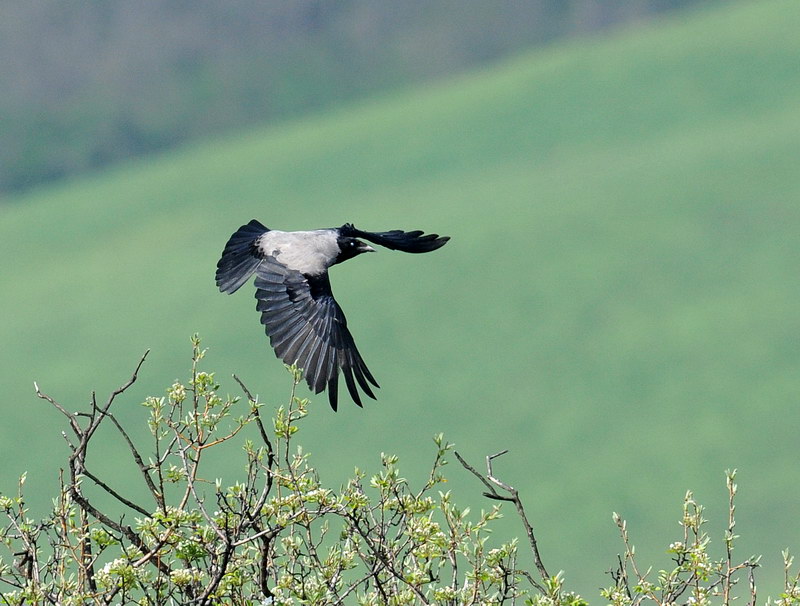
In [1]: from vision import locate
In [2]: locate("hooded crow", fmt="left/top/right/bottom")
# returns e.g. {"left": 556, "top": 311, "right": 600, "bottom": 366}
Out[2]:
{"left": 216, "top": 220, "right": 449, "bottom": 410}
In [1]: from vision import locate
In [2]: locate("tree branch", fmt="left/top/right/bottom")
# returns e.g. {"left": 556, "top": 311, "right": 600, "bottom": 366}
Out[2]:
{"left": 455, "top": 449, "right": 550, "bottom": 586}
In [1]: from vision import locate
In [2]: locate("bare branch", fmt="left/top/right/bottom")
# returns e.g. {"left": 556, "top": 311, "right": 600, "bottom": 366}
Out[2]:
{"left": 100, "top": 409, "right": 164, "bottom": 510}
{"left": 81, "top": 467, "right": 151, "bottom": 518}
{"left": 107, "top": 350, "right": 150, "bottom": 401}
{"left": 454, "top": 451, "right": 501, "bottom": 498}
{"left": 34, "top": 381, "right": 81, "bottom": 437}
{"left": 455, "top": 449, "right": 550, "bottom": 584}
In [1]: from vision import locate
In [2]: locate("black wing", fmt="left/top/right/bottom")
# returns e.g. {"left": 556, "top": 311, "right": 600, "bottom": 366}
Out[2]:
{"left": 339, "top": 223, "right": 449, "bottom": 253}
{"left": 216, "top": 219, "right": 270, "bottom": 294}
{"left": 254, "top": 256, "right": 379, "bottom": 411}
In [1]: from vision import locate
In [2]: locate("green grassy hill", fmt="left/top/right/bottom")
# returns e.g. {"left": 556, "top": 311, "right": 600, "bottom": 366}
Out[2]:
{"left": 2, "top": 0, "right": 800, "bottom": 596}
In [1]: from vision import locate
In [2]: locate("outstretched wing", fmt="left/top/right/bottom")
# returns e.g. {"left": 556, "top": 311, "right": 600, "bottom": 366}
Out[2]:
{"left": 254, "top": 256, "right": 379, "bottom": 411}
{"left": 216, "top": 219, "right": 270, "bottom": 293}
{"left": 339, "top": 223, "right": 449, "bottom": 253}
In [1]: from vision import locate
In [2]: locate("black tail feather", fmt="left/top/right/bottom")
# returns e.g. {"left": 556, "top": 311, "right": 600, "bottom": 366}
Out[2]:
{"left": 340, "top": 223, "right": 449, "bottom": 253}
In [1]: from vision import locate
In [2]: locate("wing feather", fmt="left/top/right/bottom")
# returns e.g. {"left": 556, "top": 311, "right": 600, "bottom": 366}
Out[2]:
{"left": 252, "top": 256, "right": 379, "bottom": 409}
{"left": 216, "top": 220, "right": 270, "bottom": 293}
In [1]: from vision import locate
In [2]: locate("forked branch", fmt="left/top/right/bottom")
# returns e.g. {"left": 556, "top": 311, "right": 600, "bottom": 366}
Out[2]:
{"left": 455, "top": 449, "right": 550, "bottom": 587}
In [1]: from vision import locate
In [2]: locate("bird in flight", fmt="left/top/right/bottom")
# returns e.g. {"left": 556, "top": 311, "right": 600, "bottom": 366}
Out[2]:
{"left": 216, "top": 220, "right": 449, "bottom": 410}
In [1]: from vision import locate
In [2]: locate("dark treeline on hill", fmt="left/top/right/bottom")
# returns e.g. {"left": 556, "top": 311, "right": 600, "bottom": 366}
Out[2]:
{"left": 1, "top": 0, "right": 706, "bottom": 198}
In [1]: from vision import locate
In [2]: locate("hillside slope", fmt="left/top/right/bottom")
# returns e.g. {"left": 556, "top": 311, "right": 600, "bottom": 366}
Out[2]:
{"left": 2, "top": 0, "right": 799, "bottom": 596}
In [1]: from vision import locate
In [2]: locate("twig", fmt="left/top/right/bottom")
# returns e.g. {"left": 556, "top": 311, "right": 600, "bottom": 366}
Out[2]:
{"left": 724, "top": 470, "right": 736, "bottom": 606}
{"left": 100, "top": 409, "right": 164, "bottom": 510}
{"left": 747, "top": 559, "right": 758, "bottom": 606}
{"left": 346, "top": 510, "right": 431, "bottom": 604}
{"left": 33, "top": 382, "right": 81, "bottom": 437}
{"left": 80, "top": 466, "right": 151, "bottom": 517}
{"left": 34, "top": 350, "right": 171, "bottom": 579}
{"left": 455, "top": 450, "right": 550, "bottom": 587}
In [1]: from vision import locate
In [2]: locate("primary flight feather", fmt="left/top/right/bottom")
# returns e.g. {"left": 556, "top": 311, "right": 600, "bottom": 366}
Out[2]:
{"left": 216, "top": 220, "right": 449, "bottom": 410}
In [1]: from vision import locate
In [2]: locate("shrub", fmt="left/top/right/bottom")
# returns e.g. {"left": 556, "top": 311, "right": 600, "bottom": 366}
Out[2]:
{"left": 0, "top": 337, "right": 797, "bottom": 605}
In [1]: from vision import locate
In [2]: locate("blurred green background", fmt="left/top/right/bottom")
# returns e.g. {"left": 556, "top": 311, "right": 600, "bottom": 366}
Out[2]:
{"left": 2, "top": 0, "right": 799, "bottom": 598}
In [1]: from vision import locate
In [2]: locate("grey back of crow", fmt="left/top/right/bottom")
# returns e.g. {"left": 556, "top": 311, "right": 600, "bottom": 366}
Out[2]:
{"left": 216, "top": 220, "right": 449, "bottom": 410}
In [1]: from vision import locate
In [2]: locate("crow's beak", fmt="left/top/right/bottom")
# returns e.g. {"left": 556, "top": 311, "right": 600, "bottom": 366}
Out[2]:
{"left": 359, "top": 243, "right": 376, "bottom": 253}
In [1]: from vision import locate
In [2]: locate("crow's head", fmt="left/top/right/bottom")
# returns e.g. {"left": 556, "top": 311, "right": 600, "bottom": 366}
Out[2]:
{"left": 334, "top": 236, "right": 375, "bottom": 265}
